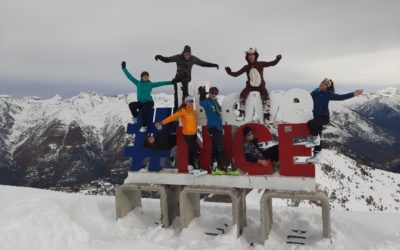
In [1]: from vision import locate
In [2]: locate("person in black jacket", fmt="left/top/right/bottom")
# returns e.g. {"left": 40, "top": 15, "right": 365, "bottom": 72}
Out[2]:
{"left": 143, "top": 124, "right": 177, "bottom": 167}
{"left": 306, "top": 78, "right": 363, "bottom": 153}
{"left": 155, "top": 45, "right": 219, "bottom": 109}
{"left": 243, "top": 127, "right": 279, "bottom": 167}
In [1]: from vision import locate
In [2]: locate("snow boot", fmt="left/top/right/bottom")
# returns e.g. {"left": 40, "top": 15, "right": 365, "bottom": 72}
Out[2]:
{"left": 305, "top": 135, "right": 321, "bottom": 148}
{"left": 306, "top": 156, "right": 319, "bottom": 164}
{"left": 226, "top": 165, "right": 240, "bottom": 176}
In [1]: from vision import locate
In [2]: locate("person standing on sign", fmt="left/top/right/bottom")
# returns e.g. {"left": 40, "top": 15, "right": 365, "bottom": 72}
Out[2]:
{"left": 305, "top": 78, "right": 363, "bottom": 162}
{"left": 155, "top": 96, "right": 208, "bottom": 176}
{"left": 121, "top": 61, "right": 173, "bottom": 132}
{"left": 155, "top": 45, "right": 219, "bottom": 109}
{"left": 198, "top": 86, "right": 240, "bottom": 175}
{"left": 225, "top": 48, "right": 282, "bottom": 119}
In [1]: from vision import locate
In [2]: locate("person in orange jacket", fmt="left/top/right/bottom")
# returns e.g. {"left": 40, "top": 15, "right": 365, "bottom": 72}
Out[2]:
{"left": 155, "top": 96, "right": 208, "bottom": 176}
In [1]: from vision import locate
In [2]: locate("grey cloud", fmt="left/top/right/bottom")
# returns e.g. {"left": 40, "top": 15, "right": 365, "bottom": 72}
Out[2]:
{"left": 1, "top": 0, "right": 399, "bottom": 98}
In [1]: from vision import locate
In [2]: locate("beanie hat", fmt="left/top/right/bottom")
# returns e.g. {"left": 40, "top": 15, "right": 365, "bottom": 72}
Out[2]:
{"left": 243, "top": 127, "right": 253, "bottom": 136}
{"left": 184, "top": 95, "right": 194, "bottom": 103}
{"left": 209, "top": 87, "right": 219, "bottom": 93}
{"left": 183, "top": 45, "right": 191, "bottom": 54}
{"left": 141, "top": 71, "right": 149, "bottom": 78}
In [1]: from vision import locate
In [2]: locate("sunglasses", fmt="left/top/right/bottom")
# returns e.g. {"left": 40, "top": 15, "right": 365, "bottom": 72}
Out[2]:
{"left": 185, "top": 100, "right": 194, "bottom": 103}
{"left": 209, "top": 91, "right": 218, "bottom": 95}
{"left": 246, "top": 132, "right": 254, "bottom": 136}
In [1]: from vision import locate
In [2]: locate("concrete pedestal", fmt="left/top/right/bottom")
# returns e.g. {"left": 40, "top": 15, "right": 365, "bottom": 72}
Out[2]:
{"left": 260, "top": 186, "right": 331, "bottom": 242}
{"left": 180, "top": 186, "right": 247, "bottom": 237}
{"left": 115, "top": 183, "right": 180, "bottom": 228}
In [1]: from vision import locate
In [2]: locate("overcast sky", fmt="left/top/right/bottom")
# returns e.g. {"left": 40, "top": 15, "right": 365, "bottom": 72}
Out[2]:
{"left": 1, "top": 0, "right": 400, "bottom": 98}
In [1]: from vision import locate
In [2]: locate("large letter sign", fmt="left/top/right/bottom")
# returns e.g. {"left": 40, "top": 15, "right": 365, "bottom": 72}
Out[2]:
{"left": 278, "top": 123, "right": 315, "bottom": 177}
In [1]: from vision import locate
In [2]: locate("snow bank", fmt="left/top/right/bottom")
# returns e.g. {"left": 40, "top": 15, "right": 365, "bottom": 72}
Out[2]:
{"left": 1, "top": 185, "right": 399, "bottom": 250}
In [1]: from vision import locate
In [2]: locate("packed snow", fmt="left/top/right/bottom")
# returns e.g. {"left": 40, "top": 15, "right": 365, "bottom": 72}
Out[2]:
{"left": 0, "top": 185, "right": 400, "bottom": 250}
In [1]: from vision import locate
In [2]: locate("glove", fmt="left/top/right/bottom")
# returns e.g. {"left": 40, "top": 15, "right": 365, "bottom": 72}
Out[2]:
{"left": 216, "top": 64, "right": 219, "bottom": 70}
{"left": 155, "top": 55, "right": 161, "bottom": 61}
{"left": 121, "top": 61, "right": 126, "bottom": 69}
{"left": 225, "top": 67, "right": 232, "bottom": 74}
{"left": 276, "top": 54, "right": 282, "bottom": 60}
{"left": 155, "top": 122, "right": 163, "bottom": 131}
{"left": 198, "top": 86, "right": 207, "bottom": 95}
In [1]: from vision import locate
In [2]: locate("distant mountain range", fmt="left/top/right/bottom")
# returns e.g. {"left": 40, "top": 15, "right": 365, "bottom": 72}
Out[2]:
{"left": 0, "top": 87, "right": 399, "bottom": 211}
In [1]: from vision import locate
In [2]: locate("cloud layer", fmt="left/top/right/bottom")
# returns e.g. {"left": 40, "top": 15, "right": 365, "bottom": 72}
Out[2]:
{"left": 1, "top": 0, "right": 399, "bottom": 98}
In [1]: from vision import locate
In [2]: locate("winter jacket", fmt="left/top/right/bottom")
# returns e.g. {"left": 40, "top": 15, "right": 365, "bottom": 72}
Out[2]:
{"left": 200, "top": 97, "right": 223, "bottom": 130}
{"left": 150, "top": 133, "right": 176, "bottom": 151}
{"left": 311, "top": 88, "right": 354, "bottom": 118}
{"left": 162, "top": 105, "right": 197, "bottom": 135}
{"left": 122, "top": 68, "right": 172, "bottom": 103}
{"left": 243, "top": 139, "right": 264, "bottom": 162}
{"left": 157, "top": 54, "right": 218, "bottom": 77}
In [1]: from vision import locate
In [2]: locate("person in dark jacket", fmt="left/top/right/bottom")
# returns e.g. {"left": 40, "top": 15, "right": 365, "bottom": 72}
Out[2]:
{"left": 143, "top": 124, "right": 177, "bottom": 167}
{"left": 198, "top": 86, "right": 239, "bottom": 175}
{"left": 155, "top": 45, "right": 219, "bottom": 109}
{"left": 225, "top": 48, "right": 282, "bottom": 108}
{"left": 243, "top": 127, "right": 279, "bottom": 167}
{"left": 143, "top": 127, "right": 176, "bottom": 151}
{"left": 306, "top": 78, "right": 363, "bottom": 153}
{"left": 121, "top": 61, "right": 173, "bottom": 132}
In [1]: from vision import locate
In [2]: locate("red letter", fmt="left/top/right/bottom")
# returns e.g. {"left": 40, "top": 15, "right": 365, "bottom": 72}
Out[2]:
{"left": 278, "top": 123, "right": 315, "bottom": 177}
{"left": 232, "top": 123, "right": 273, "bottom": 175}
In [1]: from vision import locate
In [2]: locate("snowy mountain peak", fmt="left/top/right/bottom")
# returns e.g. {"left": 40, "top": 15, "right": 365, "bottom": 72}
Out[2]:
{"left": 376, "top": 87, "right": 400, "bottom": 97}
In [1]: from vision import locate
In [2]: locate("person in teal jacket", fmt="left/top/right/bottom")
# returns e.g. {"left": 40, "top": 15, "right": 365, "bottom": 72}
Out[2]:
{"left": 121, "top": 61, "right": 173, "bottom": 132}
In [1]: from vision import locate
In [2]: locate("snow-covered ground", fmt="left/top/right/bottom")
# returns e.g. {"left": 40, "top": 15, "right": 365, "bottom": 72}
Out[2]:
{"left": 1, "top": 185, "right": 399, "bottom": 250}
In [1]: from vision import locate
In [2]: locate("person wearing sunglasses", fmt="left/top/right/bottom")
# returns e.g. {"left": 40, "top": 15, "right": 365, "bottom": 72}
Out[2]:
{"left": 155, "top": 45, "right": 219, "bottom": 110}
{"left": 198, "top": 86, "right": 240, "bottom": 175}
{"left": 243, "top": 127, "right": 279, "bottom": 168}
{"left": 121, "top": 61, "right": 173, "bottom": 132}
{"left": 155, "top": 96, "right": 208, "bottom": 176}
{"left": 305, "top": 78, "right": 363, "bottom": 160}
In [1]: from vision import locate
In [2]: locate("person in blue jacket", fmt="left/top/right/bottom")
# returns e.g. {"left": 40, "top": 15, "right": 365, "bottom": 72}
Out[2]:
{"left": 198, "top": 86, "right": 239, "bottom": 175}
{"left": 306, "top": 78, "right": 363, "bottom": 154}
{"left": 121, "top": 61, "right": 173, "bottom": 132}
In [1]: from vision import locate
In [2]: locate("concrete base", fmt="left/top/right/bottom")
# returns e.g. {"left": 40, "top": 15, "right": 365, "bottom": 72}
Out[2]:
{"left": 260, "top": 186, "right": 331, "bottom": 242}
{"left": 179, "top": 186, "right": 247, "bottom": 237}
{"left": 125, "top": 171, "right": 316, "bottom": 191}
{"left": 115, "top": 183, "right": 180, "bottom": 228}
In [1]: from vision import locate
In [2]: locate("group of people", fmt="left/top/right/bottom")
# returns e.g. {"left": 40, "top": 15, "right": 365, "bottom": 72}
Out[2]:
{"left": 122, "top": 45, "right": 363, "bottom": 174}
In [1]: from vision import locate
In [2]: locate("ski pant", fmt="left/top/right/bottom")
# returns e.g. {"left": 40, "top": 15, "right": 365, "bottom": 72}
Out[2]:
{"left": 183, "top": 134, "right": 199, "bottom": 169}
{"left": 128, "top": 101, "right": 154, "bottom": 127}
{"left": 261, "top": 145, "right": 279, "bottom": 162}
{"left": 173, "top": 73, "right": 191, "bottom": 109}
{"left": 208, "top": 127, "right": 229, "bottom": 168}
{"left": 307, "top": 116, "right": 329, "bottom": 153}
